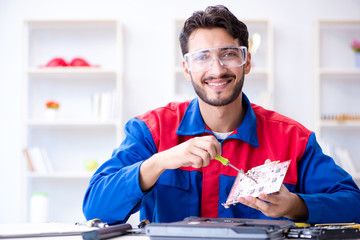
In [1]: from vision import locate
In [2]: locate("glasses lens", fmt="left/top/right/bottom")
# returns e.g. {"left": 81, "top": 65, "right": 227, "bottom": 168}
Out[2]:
{"left": 185, "top": 46, "right": 247, "bottom": 72}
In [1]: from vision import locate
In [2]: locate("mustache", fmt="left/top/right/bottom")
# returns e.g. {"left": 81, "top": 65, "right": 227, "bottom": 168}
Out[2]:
{"left": 202, "top": 73, "right": 236, "bottom": 83}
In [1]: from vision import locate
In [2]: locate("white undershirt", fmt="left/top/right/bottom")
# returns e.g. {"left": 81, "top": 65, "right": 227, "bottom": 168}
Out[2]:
{"left": 213, "top": 131, "right": 233, "bottom": 140}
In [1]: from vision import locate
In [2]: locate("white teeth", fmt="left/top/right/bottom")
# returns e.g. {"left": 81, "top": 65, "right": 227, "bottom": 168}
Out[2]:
{"left": 208, "top": 82, "right": 227, "bottom": 86}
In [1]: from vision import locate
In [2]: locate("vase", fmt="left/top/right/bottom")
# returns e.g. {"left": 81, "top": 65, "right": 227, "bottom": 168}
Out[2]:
{"left": 30, "top": 192, "right": 49, "bottom": 223}
{"left": 45, "top": 108, "right": 58, "bottom": 120}
{"left": 355, "top": 52, "right": 360, "bottom": 68}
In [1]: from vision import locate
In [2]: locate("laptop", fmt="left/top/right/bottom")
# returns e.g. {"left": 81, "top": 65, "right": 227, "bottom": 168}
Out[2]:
{"left": 145, "top": 217, "right": 294, "bottom": 240}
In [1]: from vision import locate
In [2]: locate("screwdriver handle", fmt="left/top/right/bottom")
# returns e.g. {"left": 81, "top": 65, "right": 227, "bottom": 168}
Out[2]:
{"left": 215, "top": 156, "right": 242, "bottom": 173}
{"left": 215, "top": 156, "right": 229, "bottom": 166}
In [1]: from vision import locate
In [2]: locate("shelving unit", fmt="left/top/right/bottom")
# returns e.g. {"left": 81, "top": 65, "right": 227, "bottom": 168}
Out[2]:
{"left": 314, "top": 20, "right": 360, "bottom": 179}
{"left": 22, "top": 19, "right": 123, "bottom": 223}
{"left": 172, "top": 19, "right": 274, "bottom": 110}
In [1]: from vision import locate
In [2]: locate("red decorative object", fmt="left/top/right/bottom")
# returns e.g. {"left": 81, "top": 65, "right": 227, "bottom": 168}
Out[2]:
{"left": 351, "top": 38, "right": 360, "bottom": 53}
{"left": 45, "top": 101, "right": 60, "bottom": 109}
{"left": 40, "top": 57, "right": 97, "bottom": 68}
{"left": 69, "top": 58, "right": 91, "bottom": 67}
{"left": 44, "top": 58, "right": 68, "bottom": 67}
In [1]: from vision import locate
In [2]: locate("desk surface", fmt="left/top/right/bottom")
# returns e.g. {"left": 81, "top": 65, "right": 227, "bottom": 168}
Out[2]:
{"left": 0, "top": 223, "right": 148, "bottom": 240}
{"left": 0, "top": 235, "right": 149, "bottom": 240}
{"left": 3, "top": 234, "right": 360, "bottom": 240}
{"left": 1, "top": 223, "right": 359, "bottom": 240}
{"left": 0, "top": 223, "right": 149, "bottom": 240}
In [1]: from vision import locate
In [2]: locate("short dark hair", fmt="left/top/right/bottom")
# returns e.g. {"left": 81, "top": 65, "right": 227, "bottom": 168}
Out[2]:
{"left": 179, "top": 5, "right": 249, "bottom": 56}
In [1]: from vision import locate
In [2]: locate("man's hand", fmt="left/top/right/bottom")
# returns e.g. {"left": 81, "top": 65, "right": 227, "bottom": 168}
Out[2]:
{"left": 139, "top": 135, "right": 221, "bottom": 191}
{"left": 237, "top": 184, "right": 309, "bottom": 221}
{"left": 158, "top": 135, "right": 222, "bottom": 169}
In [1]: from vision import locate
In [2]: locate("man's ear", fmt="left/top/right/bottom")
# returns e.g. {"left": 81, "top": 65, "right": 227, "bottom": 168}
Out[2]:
{"left": 244, "top": 52, "right": 252, "bottom": 74}
{"left": 183, "top": 61, "right": 192, "bottom": 82}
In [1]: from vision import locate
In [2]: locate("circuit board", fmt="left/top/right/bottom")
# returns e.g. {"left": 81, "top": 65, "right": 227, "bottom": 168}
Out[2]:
{"left": 223, "top": 160, "right": 291, "bottom": 208}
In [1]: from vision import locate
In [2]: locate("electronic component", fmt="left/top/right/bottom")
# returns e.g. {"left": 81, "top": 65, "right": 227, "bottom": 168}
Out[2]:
{"left": 287, "top": 225, "right": 360, "bottom": 239}
{"left": 223, "top": 160, "right": 291, "bottom": 208}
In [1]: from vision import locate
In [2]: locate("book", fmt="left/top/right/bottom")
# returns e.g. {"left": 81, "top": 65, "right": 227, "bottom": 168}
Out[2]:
{"left": 23, "top": 148, "right": 35, "bottom": 172}
{"left": 92, "top": 91, "right": 119, "bottom": 121}
{"left": 23, "top": 147, "right": 54, "bottom": 173}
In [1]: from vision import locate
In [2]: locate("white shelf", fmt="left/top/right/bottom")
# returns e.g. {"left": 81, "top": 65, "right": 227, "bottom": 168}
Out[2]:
{"left": 314, "top": 19, "right": 360, "bottom": 179}
{"left": 22, "top": 19, "right": 123, "bottom": 223}
{"left": 26, "top": 171, "right": 94, "bottom": 179}
{"left": 26, "top": 120, "right": 119, "bottom": 127}
{"left": 26, "top": 67, "right": 118, "bottom": 75}
{"left": 319, "top": 68, "right": 360, "bottom": 75}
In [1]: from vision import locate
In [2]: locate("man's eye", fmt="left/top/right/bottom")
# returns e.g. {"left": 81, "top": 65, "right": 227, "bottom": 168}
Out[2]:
{"left": 193, "top": 53, "right": 210, "bottom": 62}
{"left": 222, "top": 51, "right": 239, "bottom": 58}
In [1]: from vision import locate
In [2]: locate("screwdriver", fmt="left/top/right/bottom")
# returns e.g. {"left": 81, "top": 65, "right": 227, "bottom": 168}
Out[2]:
{"left": 215, "top": 156, "right": 258, "bottom": 183}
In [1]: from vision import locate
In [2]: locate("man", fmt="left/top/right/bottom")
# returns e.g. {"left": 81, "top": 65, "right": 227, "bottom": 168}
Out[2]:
{"left": 83, "top": 5, "right": 360, "bottom": 224}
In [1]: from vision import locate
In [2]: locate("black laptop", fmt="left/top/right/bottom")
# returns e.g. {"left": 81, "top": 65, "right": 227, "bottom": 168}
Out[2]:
{"left": 145, "top": 217, "right": 294, "bottom": 240}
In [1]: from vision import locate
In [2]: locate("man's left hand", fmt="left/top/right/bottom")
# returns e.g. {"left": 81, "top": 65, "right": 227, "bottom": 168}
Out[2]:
{"left": 237, "top": 184, "right": 309, "bottom": 221}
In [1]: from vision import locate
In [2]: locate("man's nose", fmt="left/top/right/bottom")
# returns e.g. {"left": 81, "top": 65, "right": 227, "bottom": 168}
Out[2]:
{"left": 208, "top": 57, "right": 227, "bottom": 73}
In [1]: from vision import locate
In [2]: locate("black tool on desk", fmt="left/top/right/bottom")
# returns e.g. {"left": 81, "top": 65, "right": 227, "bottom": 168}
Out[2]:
{"left": 287, "top": 224, "right": 360, "bottom": 239}
{"left": 145, "top": 216, "right": 294, "bottom": 240}
{"left": 81, "top": 223, "right": 132, "bottom": 240}
{"left": 76, "top": 218, "right": 109, "bottom": 228}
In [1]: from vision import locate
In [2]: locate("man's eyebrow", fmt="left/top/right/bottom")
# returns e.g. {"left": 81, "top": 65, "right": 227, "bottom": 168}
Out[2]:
{"left": 193, "top": 46, "right": 238, "bottom": 54}
{"left": 195, "top": 49, "right": 211, "bottom": 53}
{"left": 220, "top": 46, "right": 238, "bottom": 50}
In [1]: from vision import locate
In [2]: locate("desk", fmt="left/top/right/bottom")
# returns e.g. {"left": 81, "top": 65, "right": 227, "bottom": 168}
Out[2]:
{"left": 3, "top": 233, "right": 360, "bottom": 240}
{"left": 1, "top": 223, "right": 359, "bottom": 240}
{"left": 0, "top": 235, "right": 149, "bottom": 240}
{"left": 0, "top": 223, "right": 149, "bottom": 240}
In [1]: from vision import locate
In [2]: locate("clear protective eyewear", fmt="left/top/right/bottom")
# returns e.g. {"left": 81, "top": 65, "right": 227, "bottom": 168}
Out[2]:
{"left": 184, "top": 46, "right": 247, "bottom": 72}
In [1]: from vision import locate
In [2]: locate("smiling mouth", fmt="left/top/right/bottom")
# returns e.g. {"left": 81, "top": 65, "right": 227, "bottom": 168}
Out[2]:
{"left": 205, "top": 79, "right": 232, "bottom": 87}
{"left": 202, "top": 73, "right": 235, "bottom": 87}
{"left": 207, "top": 81, "right": 230, "bottom": 86}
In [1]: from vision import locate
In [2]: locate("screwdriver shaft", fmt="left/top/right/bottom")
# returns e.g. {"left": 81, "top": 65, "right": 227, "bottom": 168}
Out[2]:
{"left": 229, "top": 163, "right": 258, "bottom": 183}
{"left": 215, "top": 156, "right": 258, "bottom": 183}
{"left": 228, "top": 163, "right": 241, "bottom": 172}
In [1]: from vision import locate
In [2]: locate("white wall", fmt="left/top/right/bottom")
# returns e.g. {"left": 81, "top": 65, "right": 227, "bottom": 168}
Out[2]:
{"left": 0, "top": 0, "right": 359, "bottom": 223}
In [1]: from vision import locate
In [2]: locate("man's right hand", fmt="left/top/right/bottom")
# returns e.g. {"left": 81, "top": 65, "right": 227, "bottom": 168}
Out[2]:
{"left": 139, "top": 135, "right": 221, "bottom": 191}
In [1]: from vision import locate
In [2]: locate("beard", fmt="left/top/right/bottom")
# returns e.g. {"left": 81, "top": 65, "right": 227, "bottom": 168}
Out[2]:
{"left": 190, "top": 72, "right": 244, "bottom": 107}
